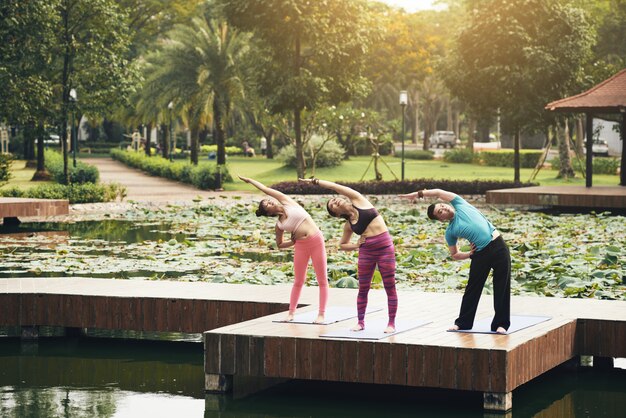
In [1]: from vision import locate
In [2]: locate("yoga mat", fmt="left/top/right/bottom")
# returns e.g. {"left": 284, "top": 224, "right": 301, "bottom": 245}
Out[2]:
{"left": 320, "top": 318, "right": 431, "bottom": 340}
{"left": 273, "top": 306, "right": 383, "bottom": 325}
{"left": 448, "top": 314, "right": 551, "bottom": 335}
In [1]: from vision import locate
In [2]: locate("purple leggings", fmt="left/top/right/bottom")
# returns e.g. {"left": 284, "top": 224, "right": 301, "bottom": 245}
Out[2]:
{"left": 357, "top": 231, "right": 398, "bottom": 328}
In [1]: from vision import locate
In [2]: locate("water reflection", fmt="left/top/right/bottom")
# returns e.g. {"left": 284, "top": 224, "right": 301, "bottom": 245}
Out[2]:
{"left": 0, "top": 336, "right": 624, "bottom": 417}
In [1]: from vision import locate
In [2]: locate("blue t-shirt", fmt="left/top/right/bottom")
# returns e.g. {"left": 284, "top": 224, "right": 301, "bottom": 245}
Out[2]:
{"left": 444, "top": 196, "right": 495, "bottom": 251}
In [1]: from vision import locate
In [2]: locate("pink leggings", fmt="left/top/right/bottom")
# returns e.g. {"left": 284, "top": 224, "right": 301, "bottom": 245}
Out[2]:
{"left": 290, "top": 231, "right": 329, "bottom": 315}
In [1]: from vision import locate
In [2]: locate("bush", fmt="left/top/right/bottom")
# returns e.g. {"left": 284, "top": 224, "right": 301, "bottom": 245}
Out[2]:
{"left": 110, "top": 149, "right": 230, "bottom": 190}
{"left": 352, "top": 136, "right": 394, "bottom": 156}
{"left": 478, "top": 150, "right": 543, "bottom": 168}
{"left": 0, "top": 182, "right": 126, "bottom": 203}
{"left": 550, "top": 156, "right": 620, "bottom": 175}
{"left": 277, "top": 135, "right": 345, "bottom": 168}
{"left": 404, "top": 150, "right": 435, "bottom": 160}
{"left": 0, "top": 153, "right": 12, "bottom": 186}
{"left": 272, "top": 178, "right": 537, "bottom": 195}
{"left": 443, "top": 148, "right": 475, "bottom": 164}
{"left": 200, "top": 145, "right": 242, "bottom": 156}
{"left": 44, "top": 151, "right": 99, "bottom": 184}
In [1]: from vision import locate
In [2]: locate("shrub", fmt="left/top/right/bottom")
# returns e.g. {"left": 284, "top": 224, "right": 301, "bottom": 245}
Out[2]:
{"left": 0, "top": 153, "right": 12, "bottom": 186}
{"left": 272, "top": 178, "right": 537, "bottom": 195}
{"left": 443, "top": 148, "right": 475, "bottom": 164}
{"left": 404, "top": 150, "right": 435, "bottom": 160}
{"left": 200, "top": 145, "right": 241, "bottom": 155}
{"left": 478, "top": 150, "right": 543, "bottom": 168}
{"left": 44, "top": 150, "right": 99, "bottom": 184}
{"left": 0, "top": 183, "right": 126, "bottom": 203}
{"left": 550, "top": 156, "right": 619, "bottom": 175}
{"left": 352, "top": 136, "right": 394, "bottom": 156}
{"left": 277, "top": 135, "right": 345, "bottom": 168}
{"left": 110, "top": 149, "right": 230, "bottom": 190}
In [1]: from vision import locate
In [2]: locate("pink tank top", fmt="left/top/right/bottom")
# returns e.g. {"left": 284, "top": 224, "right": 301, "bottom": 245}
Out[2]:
{"left": 276, "top": 205, "right": 309, "bottom": 233}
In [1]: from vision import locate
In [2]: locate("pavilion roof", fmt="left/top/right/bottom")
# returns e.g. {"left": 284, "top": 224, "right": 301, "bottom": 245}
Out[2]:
{"left": 546, "top": 69, "right": 626, "bottom": 113}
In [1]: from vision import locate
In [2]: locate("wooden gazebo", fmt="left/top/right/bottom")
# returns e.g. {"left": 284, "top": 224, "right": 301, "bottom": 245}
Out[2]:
{"left": 546, "top": 69, "right": 626, "bottom": 187}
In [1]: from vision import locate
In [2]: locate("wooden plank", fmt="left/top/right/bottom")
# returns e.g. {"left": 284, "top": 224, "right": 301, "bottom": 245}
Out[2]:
{"left": 422, "top": 345, "right": 441, "bottom": 388}
{"left": 455, "top": 347, "right": 474, "bottom": 391}
{"left": 389, "top": 343, "right": 407, "bottom": 386}
{"left": 219, "top": 334, "right": 236, "bottom": 375}
{"left": 490, "top": 349, "right": 507, "bottom": 393}
{"left": 249, "top": 336, "right": 265, "bottom": 377}
{"left": 153, "top": 298, "right": 167, "bottom": 332}
{"left": 342, "top": 341, "right": 358, "bottom": 383}
{"left": 63, "top": 295, "right": 84, "bottom": 328}
{"left": 373, "top": 342, "right": 392, "bottom": 385}
{"left": 166, "top": 299, "right": 182, "bottom": 332}
{"left": 204, "top": 332, "right": 220, "bottom": 374}
{"left": 356, "top": 341, "right": 374, "bottom": 384}
{"left": 295, "top": 338, "right": 312, "bottom": 380}
{"left": 264, "top": 337, "right": 281, "bottom": 377}
{"left": 325, "top": 340, "right": 343, "bottom": 382}
{"left": 279, "top": 338, "right": 296, "bottom": 379}
{"left": 310, "top": 338, "right": 327, "bottom": 381}
{"left": 406, "top": 344, "right": 425, "bottom": 387}
{"left": 141, "top": 298, "right": 156, "bottom": 331}
{"left": 235, "top": 335, "right": 250, "bottom": 376}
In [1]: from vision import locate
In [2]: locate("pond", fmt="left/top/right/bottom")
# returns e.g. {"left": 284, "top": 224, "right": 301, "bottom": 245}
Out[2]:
{"left": 0, "top": 336, "right": 624, "bottom": 417}
{"left": 0, "top": 198, "right": 624, "bottom": 299}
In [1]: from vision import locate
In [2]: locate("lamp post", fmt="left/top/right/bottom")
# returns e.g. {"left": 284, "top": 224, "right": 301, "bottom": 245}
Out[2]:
{"left": 69, "top": 88, "right": 78, "bottom": 167}
{"left": 167, "top": 101, "right": 173, "bottom": 161}
{"left": 399, "top": 90, "right": 408, "bottom": 180}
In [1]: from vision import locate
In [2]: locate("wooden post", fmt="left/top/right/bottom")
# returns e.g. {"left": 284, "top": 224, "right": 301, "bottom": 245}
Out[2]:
{"left": 585, "top": 113, "right": 593, "bottom": 187}
{"left": 620, "top": 112, "right": 625, "bottom": 186}
{"left": 484, "top": 392, "right": 512, "bottom": 412}
{"left": 205, "top": 373, "right": 232, "bottom": 393}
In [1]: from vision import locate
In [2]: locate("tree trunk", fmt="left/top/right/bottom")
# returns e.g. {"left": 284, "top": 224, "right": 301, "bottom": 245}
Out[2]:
{"left": 557, "top": 121, "right": 575, "bottom": 179}
{"left": 446, "top": 96, "right": 453, "bottom": 131}
{"left": 294, "top": 107, "right": 305, "bottom": 178}
{"left": 214, "top": 97, "right": 226, "bottom": 165}
{"left": 514, "top": 127, "right": 520, "bottom": 184}
{"left": 190, "top": 125, "right": 199, "bottom": 165}
{"left": 145, "top": 123, "right": 151, "bottom": 156}
{"left": 32, "top": 123, "right": 49, "bottom": 181}
{"left": 160, "top": 124, "right": 169, "bottom": 159}
{"left": 23, "top": 122, "right": 36, "bottom": 162}
{"left": 467, "top": 118, "right": 476, "bottom": 151}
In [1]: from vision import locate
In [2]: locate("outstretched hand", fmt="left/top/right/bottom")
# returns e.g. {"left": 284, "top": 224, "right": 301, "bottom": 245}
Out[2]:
{"left": 238, "top": 175, "right": 251, "bottom": 183}
{"left": 298, "top": 178, "right": 313, "bottom": 183}
{"left": 399, "top": 191, "right": 420, "bottom": 201}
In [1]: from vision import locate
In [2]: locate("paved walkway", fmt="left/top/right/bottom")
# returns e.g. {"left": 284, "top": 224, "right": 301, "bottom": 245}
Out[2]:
{"left": 82, "top": 157, "right": 247, "bottom": 202}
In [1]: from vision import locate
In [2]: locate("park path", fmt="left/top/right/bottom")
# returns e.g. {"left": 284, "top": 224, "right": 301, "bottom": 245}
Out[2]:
{"left": 82, "top": 157, "right": 248, "bottom": 202}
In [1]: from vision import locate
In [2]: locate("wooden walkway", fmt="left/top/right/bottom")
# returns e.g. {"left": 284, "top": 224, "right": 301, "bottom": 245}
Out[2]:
{"left": 1, "top": 278, "right": 624, "bottom": 412}
{"left": 486, "top": 185, "right": 626, "bottom": 209}
{"left": 0, "top": 197, "right": 69, "bottom": 225}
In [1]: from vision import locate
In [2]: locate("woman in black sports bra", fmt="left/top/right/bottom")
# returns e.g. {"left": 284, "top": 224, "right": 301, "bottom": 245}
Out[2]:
{"left": 299, "top": 178, "right": 398, "bottom": 333}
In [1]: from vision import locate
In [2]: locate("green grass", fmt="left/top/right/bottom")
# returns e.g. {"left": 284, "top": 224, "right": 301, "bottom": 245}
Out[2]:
{"left": 224, "top": 155, "right": 620, "bottom": 191}
{"left": 1, "top": 160, "right": 52, "bottom": 190}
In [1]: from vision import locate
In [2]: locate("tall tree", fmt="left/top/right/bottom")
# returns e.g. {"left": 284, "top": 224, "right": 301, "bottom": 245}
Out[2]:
{"left": 141, "top": 7, "right": 251, "bottom": 165}
{"left": 444, "top": 0, "right": 594, "bottom": 183}
{"left": 219, "top": 0, "right": 376, "bottom": 178}
{"left": 55, "top": 0, "right": 138, "bottom": 183}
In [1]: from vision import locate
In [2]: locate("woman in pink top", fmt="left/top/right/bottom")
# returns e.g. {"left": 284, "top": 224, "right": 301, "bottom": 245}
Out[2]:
{"left": 239, "top": 176, "right": 329, "bottom": 323}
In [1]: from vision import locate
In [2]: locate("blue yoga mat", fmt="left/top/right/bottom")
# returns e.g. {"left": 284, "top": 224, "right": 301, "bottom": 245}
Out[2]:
{"left": 273, "top": 306, "right": 383, "bottom": 325}
{"left": 448, "top": 314, "right": 551, "bottom": 334}
{"left": 320, "top": 318, "right": 431, "bottom": 340}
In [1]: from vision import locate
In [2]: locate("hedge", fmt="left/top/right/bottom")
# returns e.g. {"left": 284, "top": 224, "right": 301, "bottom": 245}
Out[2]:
{"left": 271, "top": 178, "right": 537, "bottom": 195}
{"left": 478, "top": 150, "right": 543, "bottom": 168}
{"left": 110, "top": 149, "right": 230, "bottom": 189}
{"left": 0, "top": 183, "right": 126, "bottom": 203}
{"left": 45, "top": 150, "right": 99, "bottom": 184}
{"left": 551, "top": 156, "right": 620, "bottom": 175}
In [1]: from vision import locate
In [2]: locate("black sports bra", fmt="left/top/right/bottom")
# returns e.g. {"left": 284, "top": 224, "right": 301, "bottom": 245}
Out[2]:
{"left": 350, "top": 206, "right": 379, "bottom": 235}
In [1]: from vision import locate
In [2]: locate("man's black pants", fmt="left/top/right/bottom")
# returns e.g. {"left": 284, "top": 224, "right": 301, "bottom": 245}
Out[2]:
{"left": 454, "top": 236, "right": 511, "bottom": 331}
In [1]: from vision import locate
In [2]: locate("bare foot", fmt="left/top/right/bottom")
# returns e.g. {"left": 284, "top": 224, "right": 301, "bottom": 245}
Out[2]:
{"left": 448, "top": 325, "right": 460, "bottom": 331}
{"left": 285, "top": 313, "right": 294, "bottom": 322}
{"left": 384, "top": 325, "right": 395, "bottom": 333}
{"left": 351, "top": 323, "right": 364, "bottom": 332}
{"left": 313, "top": 314, "right": 325, "bottom": 324}
{"left": 495, "top": 327, "right": 507, "bottom": 334}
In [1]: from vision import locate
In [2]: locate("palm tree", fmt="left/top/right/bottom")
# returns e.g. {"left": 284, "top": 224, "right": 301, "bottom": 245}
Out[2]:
{"left": 140, "top": 8, "right": 251, "bottom": 165}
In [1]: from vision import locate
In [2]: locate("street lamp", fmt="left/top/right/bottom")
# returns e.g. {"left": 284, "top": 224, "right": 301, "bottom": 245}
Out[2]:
{"left": 399, "top": 90, "right": 408, "bottom": 180}
{"left": 69, "top": 89, "right": 78, "bottom": 167}
{"left": 167, "top": 101, "right": 174, "bottom": 161}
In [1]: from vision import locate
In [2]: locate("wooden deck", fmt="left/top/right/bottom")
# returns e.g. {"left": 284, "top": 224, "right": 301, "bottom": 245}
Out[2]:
{"left": 204, "top": 289, "right": 626, "bottom": 412}
{"left": 0, "top": 197, "right": 69, "bottom": 225}
{"left": 1, "top": 278, "right": 624, "bottom": 412}
{"left": 486, "top": 186, "right": 626, "bottom": 209}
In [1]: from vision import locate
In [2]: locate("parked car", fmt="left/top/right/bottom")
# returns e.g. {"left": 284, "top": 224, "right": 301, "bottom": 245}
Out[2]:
{"left": 429, "top": 131, "right": 459, "bottom": 148}
{"left": 592, "top": 139, "right": 609, "bottom": 156}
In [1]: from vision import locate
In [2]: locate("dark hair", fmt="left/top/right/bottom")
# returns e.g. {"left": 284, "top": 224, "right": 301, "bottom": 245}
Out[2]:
{"left": 256, "top": 200, "right": 269, "bottom": 217}
{"left": 427, "top": 203, "right": 437, "bottom": 220}
{"left": 326, "top": 200, "right": 350, "bottom": 220}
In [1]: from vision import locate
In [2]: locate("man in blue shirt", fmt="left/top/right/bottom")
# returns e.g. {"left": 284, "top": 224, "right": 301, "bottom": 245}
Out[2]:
{"left": 401, "top": 188, "right": 510, "bottom": 333}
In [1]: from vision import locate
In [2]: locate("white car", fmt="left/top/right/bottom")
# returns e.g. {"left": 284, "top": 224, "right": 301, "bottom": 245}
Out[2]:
{"left": 429, "top": 131, "right": 458, "bottom": 148}
{"left": 592, "top": 139, "right": 609, "bottom": 156}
